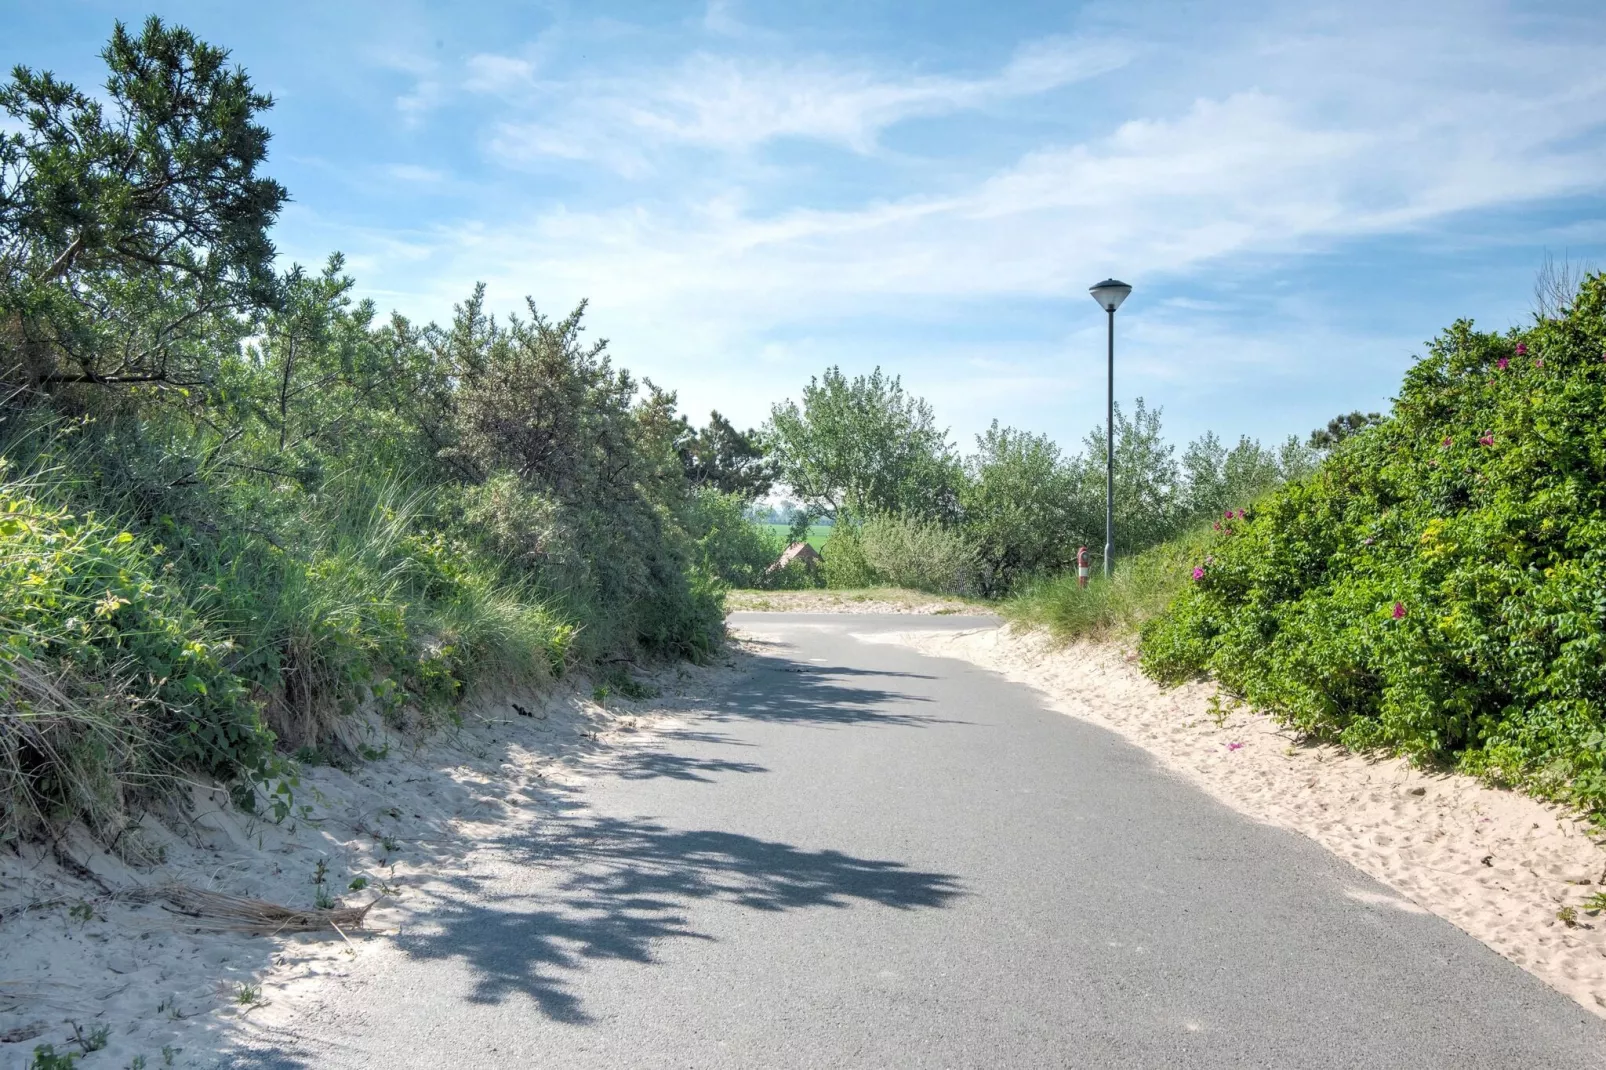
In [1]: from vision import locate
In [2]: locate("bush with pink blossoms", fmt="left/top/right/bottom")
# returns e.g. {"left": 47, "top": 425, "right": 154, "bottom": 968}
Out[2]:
{"left": 1142, "top": 274, "right": 1606, "bottom": 817}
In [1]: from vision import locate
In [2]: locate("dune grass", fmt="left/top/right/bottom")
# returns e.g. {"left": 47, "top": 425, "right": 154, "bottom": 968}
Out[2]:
{"left": 1003, "top": 524, "right": 1213, "bottom": 642}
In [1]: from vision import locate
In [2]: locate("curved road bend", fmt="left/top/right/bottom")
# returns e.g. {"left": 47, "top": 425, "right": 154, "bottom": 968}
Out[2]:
{"left": 227, "top": 613, "right": 1606, "bottom": 1069}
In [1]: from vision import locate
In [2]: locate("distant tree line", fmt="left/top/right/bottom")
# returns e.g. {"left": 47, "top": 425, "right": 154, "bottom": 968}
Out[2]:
{"left": 759, "top": 366, "right": 1324, "bottom": 596}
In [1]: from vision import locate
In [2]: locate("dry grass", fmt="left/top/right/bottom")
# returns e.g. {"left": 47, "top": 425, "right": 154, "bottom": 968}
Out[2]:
{"left": 0, "top": 652, "right": 149, "bottom": 844}
{"left": 148, "top": 885, "right": 381, "bottom": 935}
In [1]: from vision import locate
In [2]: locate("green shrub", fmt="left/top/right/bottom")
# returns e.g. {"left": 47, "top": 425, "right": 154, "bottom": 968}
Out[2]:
{"left": 680, "top": 488, "right": 786, "bottom": 588}
{"left": 822, "top": 523, "right": 877, "bottom": 589}
{"left": 1140, "top": 275, "right": 1606, "bottom": 815}
{"left": 825, "top": 514, "right": 976, "bottom": 595}
{"left": 961, "top": 422, "right": 1079, "bottom": 596}
{"left": 0, "top": 466, "right": 269, "bottom": 841}
{"left": 0, "top": 21, "right": 733, "bottom": 845}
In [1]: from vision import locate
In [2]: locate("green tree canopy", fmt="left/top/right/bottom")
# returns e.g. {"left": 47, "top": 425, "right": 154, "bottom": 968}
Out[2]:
{"left": 677, "top": 410, "right": 774, "bottom": 502}
{"left": 961, "top": 422, "right": 1079, "bottom": 595}
{"left": 765, "top": 366, "right": 959, "bottom": 525}
{"left": 1180, "top": 431, "right": 1284, "bottom": 521}
{"left": 1307, "top": 410, "right": 1383, "bottom": 451}
{"left": 0, "top": 17, "right": 286, "bottom": 389}
{"left": 1073, "top": 398, "right": 1184, "bottom": 555}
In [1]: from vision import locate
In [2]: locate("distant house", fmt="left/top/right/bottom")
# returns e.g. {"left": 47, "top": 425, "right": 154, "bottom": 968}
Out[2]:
{"left": 766, "top": 541, "right": 823, "bottom": 575}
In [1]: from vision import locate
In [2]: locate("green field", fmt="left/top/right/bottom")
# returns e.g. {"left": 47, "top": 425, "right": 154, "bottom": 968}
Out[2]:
{"left": 761, "top": 523, "right": 833, "bottom": 550}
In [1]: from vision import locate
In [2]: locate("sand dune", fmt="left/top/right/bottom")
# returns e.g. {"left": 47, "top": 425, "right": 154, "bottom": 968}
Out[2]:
{"left": 0, "top": 660, "right": 730, "bottom": 1067}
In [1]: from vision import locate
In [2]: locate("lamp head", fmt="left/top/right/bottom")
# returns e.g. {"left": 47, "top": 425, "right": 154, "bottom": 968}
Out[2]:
{"left": 1089, "top": 279, "right": 1132, "bottom": 312}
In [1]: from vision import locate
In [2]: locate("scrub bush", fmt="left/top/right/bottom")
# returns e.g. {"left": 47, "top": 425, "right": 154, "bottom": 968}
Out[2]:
{"left": 825, "top": 515, "right": 976, "bottom": 595}
{"left": 1141, "top": 276, "right": 1606, "bottom": 814}
{"left": 0, "top": 22, "right": 735, "bottom": 840}
{"left": 680, "top": 487, "right": 787, "bottom": 589}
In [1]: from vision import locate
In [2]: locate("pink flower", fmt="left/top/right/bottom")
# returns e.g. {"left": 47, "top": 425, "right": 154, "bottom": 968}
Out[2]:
{"left": 1363, "top": 537, "right": 1374, "bottom": 545}
{"left": 1227, "top": 741, "right": 1244, "bottom": 751}
{"left": 1441, "top": 436, "right": 1453, "bottom": 448}
{"left": 1478, "top": 433, "right": 1494, "bottom": 446}
{"left": 1515, "top": 342, "right": 1528, "bottom": 356}
{"left": 1535, "top": 358, "right": 1544, "bottom": 368}
{"left": 1192, "top": 567, "right": 1206, "bottom": 580}
{"left": 1224, "top": 510, "right": 1234, "bottom": 520}
{"left": 1496, "top": 357, "right": 1509, "bottom": 370}
{"left": 1392, "top": 602, "right": 1406, "bottom": 619}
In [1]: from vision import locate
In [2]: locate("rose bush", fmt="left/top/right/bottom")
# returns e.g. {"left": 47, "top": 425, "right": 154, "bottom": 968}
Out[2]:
{"left": 1141, "top": 275, "right": 1606, "bottom": 814}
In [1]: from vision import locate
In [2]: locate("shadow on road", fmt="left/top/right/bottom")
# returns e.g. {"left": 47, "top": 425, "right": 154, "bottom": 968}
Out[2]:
{"left": 223, "top": 639, "right": 969, "bottom": 1063}
{"left": 699, "top": 647, "right": 967, "bottom": 728}
{"left": 612, "top": 745, "right": 770, "bottom": 782}
{"left": 393, "top": 813, "right": 965, "bottom": 1023}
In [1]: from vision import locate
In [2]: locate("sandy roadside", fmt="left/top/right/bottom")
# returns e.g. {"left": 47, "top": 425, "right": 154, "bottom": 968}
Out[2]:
{"left": 860, "top": 624, "right": 1606, "bottom": 1019}
{"left": 0, "top": 657, "right": 736, "bottom": 1068}
{"left": 725, "top": 588, "right": 985, "bottom": 615}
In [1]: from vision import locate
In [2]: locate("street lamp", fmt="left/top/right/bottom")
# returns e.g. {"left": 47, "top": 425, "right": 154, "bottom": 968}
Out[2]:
{"left": 1088, "top": 279, "right": 1132, "bottom": 579}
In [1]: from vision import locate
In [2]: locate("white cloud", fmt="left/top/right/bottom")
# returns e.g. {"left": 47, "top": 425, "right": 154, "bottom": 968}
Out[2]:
{"left": 439, "top": 73, "right": 1605, "bottom": 327}
{"left": 481, "top": 36, "right": 1131, "bottom": 168}
{"left": 310, "top": 1, "right": 1606, "bottom": 444}
{"left": 464, "top": 53, "right": 535, "bottom": 94}
{"left": 702, "top": 0, "right": 749, "bottom": 38}
{"left": 372, "top": 49, "right": 445, "bottom": 126}
{"left": 383, "top": 163, "right": 447, "bottom": 184}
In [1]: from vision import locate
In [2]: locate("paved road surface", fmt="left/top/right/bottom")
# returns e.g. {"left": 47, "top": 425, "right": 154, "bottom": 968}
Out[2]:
{"left": 230, "top": 613, "right": 1606, "bottom": 1068}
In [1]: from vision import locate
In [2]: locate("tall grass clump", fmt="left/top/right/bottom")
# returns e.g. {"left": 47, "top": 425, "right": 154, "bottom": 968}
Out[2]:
{"left": 1006, "top": 524, "right": 1216, "bottom": 640}
{"left": 1141, "top": 275, "right": 1606, "bottom": 815}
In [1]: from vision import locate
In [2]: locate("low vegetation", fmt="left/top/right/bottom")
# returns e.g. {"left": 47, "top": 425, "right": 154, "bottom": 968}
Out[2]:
{"left": 749, "top": 367, "right": 1314, "bottom": 599}
{"left": 0, "top": 21, "right": 773, "bottom": 844}
{"left": 1140, "top": 278, "right": 1606, "bottom": 815}
{"left": 1004, "top": 525, "right": 1215, "bottom": 640}
{"left": 1012, "top": 273, "right": 1606, "bottom": 819}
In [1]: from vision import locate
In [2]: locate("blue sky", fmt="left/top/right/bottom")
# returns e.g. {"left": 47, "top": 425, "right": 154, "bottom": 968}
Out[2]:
{"left": 7, "top": 0, "right": 1606, "bottom": 457}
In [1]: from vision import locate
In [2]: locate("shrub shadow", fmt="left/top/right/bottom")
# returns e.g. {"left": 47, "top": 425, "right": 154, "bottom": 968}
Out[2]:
{"left": 701, "top": 651, "right": 967, "bottom": 728}
{"left": 395, "top": 813, "right": 965, "bottom": 1023}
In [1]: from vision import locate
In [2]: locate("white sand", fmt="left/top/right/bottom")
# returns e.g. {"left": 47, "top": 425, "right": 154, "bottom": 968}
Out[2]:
{"left": 861, "top": 625, "right": 1606, "bottom": 1017}
{"left": 0, "top": 659, "right": 730, "bottom": 1067}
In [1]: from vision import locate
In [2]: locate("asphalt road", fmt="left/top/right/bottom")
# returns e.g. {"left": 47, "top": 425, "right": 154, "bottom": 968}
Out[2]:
{"left": 230, "top": 613, "right": 1606, "bottom": 1068}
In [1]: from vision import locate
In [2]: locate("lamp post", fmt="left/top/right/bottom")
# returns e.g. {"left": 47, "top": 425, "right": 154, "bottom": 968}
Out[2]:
{"left": 1088, "top": 279, "right": 1132, "bottom": 579}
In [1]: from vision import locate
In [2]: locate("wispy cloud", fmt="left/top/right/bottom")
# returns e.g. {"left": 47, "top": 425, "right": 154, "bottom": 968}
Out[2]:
{"left": 464, "top": 53, "right": 535, "bottom": 95}
{"left": 372, "top": 49, "right": 445, "bottom": 126}
{"left": 701, "top": 0, "right": 752, "bottom": 39}
{"left": 383, "top": 163, "right": 448, "bottom": 184}
{"left": 477, "top": 36, "right": 1131, "bottom": 169}
{"left": 292, "top": 0, "right": 1606, "bottom": 445}
{"left": 436, "top": 74, "right": 1606, "bottom": 325}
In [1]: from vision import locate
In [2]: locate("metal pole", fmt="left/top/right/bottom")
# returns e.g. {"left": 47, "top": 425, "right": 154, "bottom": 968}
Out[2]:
{"left": 1105, "top": 306, "right": 1115, "bottom": 579}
